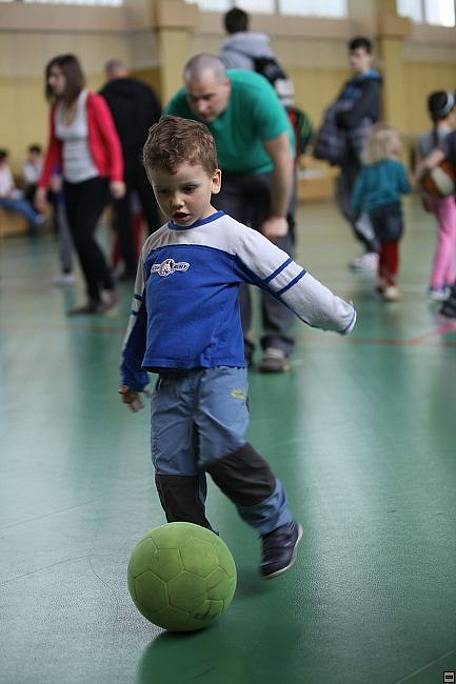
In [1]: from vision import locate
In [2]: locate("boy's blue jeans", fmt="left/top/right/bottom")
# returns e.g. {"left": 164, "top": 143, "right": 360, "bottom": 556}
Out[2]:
{"left": 151, "top": 366, "right": 293, "bottom": 536}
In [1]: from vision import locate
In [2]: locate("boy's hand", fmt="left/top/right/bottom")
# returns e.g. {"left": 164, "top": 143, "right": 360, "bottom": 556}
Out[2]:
{"left": 119, "top": 385, "right": 144, "bottom": 412}
{"left": 261, "top": 216, "right": 289, "bottom": 239}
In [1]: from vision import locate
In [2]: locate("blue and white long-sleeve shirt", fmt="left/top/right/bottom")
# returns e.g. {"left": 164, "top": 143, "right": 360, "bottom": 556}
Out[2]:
{"left": 121, "top": 211, "right": 356, "bottom": 390}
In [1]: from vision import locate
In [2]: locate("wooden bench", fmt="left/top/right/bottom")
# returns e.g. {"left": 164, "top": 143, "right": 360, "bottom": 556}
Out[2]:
{"left": 297, "top": 157, "right": 340, "bottom": 203}
{"left": 0, "top": 208, "right": 29, "bottom": 239}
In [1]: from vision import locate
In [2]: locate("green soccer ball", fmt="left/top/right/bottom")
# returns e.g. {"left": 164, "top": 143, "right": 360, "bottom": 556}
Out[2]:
{"left": 127, "top": 522, "right": 237, "bottom": 632}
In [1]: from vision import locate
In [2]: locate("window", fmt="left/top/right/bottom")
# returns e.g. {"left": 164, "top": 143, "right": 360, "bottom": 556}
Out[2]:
{"left": 425, "top": 0, "right": 455, "bottom": 26}
{"left": 237, "top": 0, "right": 275, "bottom": 12}
{"left": 185, "top": 0, "right": 347, "bottom": 16}
{"left": 398, "top": 0, "right": 456, "bottom": 26}
{"left": 279, "top": 0, "right": 347, "bottom": 17}
{"left": 184, "top": 0, "right": 231, "bottom": 10}
{"left": 0, "top": 0, "right": 122, "bottom": 5}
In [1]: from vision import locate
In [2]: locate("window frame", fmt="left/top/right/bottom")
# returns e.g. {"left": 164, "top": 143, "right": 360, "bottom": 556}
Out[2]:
{"left": 184, "top": 0, "right": 348, "bottom": 18}
{"left": 397, "top": 0, "right": 456, "bottom": 27}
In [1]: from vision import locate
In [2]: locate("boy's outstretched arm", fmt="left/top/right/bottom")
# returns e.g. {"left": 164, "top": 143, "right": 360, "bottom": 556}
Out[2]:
{"left": 234, "top": 227, "right": 357, "bottom": 335}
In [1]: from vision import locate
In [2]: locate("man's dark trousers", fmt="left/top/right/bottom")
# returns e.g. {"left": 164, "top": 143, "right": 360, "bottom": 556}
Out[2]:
{"left": 213, "top": 170, "right": 295, "bottom": 359}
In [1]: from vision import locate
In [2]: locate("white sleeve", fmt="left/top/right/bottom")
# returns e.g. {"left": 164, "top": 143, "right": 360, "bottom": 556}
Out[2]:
{"left": 235, "top": 226, "right": 356, "bottom": 335}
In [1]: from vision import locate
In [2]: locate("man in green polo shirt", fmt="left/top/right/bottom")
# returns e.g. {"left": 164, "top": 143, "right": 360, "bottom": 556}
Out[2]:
{"left": 165, "top": 53, "right": 296, "bottom": 372}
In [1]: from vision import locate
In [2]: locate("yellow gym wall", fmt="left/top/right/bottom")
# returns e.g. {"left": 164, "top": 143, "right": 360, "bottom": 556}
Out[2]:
{"left": 0, "top": 1, "right": 158, "bottom": 172}
{"left": 0, "top": 0, "right": 455, "bottom": 175}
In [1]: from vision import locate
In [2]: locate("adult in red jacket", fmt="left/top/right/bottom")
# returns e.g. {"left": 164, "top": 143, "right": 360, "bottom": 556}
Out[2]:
{"left": 36, "top": 54, "right": 125, "bottom": 314}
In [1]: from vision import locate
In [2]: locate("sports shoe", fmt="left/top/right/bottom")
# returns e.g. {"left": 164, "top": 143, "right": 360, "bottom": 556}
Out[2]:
{"left": 101, "top": 288, "right": 120, "bottom": 312}
{"left": 349, "top": 252, "right": 378, "bottom": 271}
{"left": 257, "top": 348, "right": 289, "bottom": 373}
{"left": 383, "top": 285, "right": 400, "bottom": 301}
{"left": 260, "top": 521, "right": 303, "bottom": 579}
{"left": 52, "top": 272, "right": 75, "bottom": 287}
{"left": 428, "top": 287, "right": 449, "bottom": 302}
{"left": 67, "top": 300, "right": 104, "bottom": 316}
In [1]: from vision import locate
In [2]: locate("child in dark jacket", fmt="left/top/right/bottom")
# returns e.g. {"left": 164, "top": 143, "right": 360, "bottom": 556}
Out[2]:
{"left": 351, "top": 123, "right": 410, "bottom": 300}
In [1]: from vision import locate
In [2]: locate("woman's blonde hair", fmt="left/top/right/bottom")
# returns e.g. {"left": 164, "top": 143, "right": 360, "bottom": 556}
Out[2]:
{"left": 362, "top": 123, "right": 401, "bottom": 165}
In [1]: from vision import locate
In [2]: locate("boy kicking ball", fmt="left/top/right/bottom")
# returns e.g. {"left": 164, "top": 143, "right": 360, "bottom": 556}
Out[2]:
{"left": 119, "top": 116, "right": 356, "bottom": 578}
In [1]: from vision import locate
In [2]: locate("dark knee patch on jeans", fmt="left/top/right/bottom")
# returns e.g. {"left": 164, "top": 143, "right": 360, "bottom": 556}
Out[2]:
{"left": 155, "top": 474, "right": 210, "bottom": 528}
{"left": 205, "top": 443, "right": 275, "bottom": 506}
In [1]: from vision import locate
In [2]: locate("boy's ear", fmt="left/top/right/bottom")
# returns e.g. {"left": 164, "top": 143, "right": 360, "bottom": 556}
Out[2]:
{"left": 211, "top": 168, "right": 222, "bottom": 195}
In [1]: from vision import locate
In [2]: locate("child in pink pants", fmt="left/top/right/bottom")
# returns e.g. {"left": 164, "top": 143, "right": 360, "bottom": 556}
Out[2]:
{"left": 416, "top": 91, "right": 456, "bottom": 301}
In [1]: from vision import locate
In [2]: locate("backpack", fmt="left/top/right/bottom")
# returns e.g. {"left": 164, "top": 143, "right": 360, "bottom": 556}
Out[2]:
{"left": 313, "top": 104, "right": 348, "bottom": 166}
{"left": 313, "top": 100, "right": 371, "bottom": 166}
{"left": 250, "top": 55, "right": 313, "bottom": 159}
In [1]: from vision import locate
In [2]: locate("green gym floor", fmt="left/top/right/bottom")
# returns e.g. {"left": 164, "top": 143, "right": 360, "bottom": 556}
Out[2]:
{"left": 1, "top": 198, "right": 455, "bottom": 684}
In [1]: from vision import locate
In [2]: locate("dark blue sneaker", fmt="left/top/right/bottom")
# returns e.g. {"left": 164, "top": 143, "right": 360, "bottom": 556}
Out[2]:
{"left": 260, "top": 521, "right": 303, "bottom": 578}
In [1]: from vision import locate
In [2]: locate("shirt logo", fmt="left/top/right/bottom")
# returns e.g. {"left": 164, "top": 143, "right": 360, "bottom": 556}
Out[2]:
{"left": 151, "top": 258, "right": 190, "bottom": 277}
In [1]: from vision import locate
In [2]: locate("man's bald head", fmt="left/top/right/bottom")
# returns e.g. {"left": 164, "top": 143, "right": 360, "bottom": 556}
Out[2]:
{"left": 183, "top": 54, "right": 226, "bottom": 85}
{"left": 105, "top": 59, "right": 129, "bottom": 80}
{"left": 183, "top": 54, "right": 230, "bottom": 123}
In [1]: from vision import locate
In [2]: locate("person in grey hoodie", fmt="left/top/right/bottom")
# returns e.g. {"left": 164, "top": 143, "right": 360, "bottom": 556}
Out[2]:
{"left": 218, "top": 7, "right": 294, "bottom": 108}
{"left": 219, "top": 8, "right": 273, "bottom": 69}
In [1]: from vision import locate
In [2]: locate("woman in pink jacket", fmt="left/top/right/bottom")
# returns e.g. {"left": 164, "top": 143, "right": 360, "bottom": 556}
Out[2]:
{"left": 36, "top": 54, "right": 125, "bottom": 314}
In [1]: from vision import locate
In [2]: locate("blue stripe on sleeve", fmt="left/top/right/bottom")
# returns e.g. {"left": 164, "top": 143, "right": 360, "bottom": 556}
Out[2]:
{"left": 263, "top": 257, "right": 293, "bottom": 284}
{"left": 276, "top": 269, "right": 306, "bottom": 296}
{"left": 341, "top": 310, "right": 356, "bottom": 334}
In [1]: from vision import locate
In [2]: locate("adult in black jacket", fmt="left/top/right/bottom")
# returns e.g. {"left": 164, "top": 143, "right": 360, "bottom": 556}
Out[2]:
{"left": 100, "top": 60, "right": 162, "bottom": 278}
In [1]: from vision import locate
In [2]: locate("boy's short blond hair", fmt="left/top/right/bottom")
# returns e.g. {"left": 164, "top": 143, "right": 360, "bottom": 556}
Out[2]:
{"left": 362, "top": 123, "right": 401, "bottom": 165}
{"left": 143, "top": 115, "right": 218, "bottom": 176}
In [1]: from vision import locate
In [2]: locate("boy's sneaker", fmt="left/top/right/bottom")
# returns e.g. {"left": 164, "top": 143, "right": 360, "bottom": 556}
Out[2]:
{"left": 349, "top": 252, "right": 378, "bottom": 271}
{"left": 428, "top": 287, "right": 449, "bottom": 302}
{"left": 257, "top": 348, "right": 289, "bottom": 373}
{"left": 260, "top": 521, "right": 303, "bottom": 579}
{"left": 383, "top": 285, "right": 400, "bottom": 301}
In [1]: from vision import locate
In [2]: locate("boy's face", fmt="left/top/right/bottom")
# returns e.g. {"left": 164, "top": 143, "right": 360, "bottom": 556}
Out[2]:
{"left": 348, "top": 47, "right": 372, "bottom": 75}
{"left": 149, "top": 162, "right": 221, "bottom": 226}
